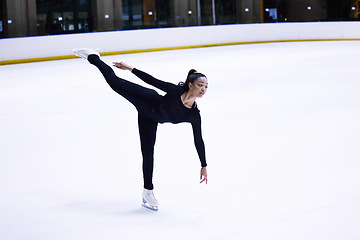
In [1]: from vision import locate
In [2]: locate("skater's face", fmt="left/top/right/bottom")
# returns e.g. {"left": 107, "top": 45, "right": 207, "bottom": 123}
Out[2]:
{"left": 189, "top": 77, "right": 208, "bottom": 98}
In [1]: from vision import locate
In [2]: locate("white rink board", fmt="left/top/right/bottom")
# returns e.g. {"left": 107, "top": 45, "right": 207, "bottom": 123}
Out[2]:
{"left": 2, "top": 22, "right": 360, "bottom": 61}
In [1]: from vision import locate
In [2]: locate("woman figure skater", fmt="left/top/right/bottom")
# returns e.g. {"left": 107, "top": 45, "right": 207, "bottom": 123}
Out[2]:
{"left": 73, "top": 48, "right": 208, "bottom": 211}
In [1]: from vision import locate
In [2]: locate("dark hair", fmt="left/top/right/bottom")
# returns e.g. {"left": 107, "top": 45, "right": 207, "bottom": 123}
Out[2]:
{"left": 178, "top": 69, "right": 207, "bottom": 92}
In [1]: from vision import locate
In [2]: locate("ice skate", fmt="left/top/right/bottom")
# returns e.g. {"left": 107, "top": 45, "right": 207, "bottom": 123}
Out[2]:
{"left": 142, "top": 189, "right": 159, "bottom": 211}
{"left": 73, "top": 48, "right": 100, "bottom": 59}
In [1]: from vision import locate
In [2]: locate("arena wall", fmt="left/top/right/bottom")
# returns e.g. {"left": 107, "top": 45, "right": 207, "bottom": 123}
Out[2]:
{"left": 1, "top": 22, "right": 360, "bottom": 65}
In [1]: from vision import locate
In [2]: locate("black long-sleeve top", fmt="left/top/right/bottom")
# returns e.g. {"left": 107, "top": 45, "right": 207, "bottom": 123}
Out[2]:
{"left": 132, "top": 68, "right": 207, "bottom": 167}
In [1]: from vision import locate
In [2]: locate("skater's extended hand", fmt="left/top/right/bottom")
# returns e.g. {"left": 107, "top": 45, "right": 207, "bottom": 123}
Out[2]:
{"left": 200, "top": 167, "right": 208, "bottom": 184}
{"left": 112, "top": 61, "right": 133, "bottom": 71}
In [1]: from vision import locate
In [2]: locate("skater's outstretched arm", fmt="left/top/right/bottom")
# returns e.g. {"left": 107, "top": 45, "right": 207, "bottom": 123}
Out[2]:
{"left": 191, "top": 113, "right": 208, "bottom": 184}
{"left": 191, "top": 113, "right": 206, "bottom": 167}
{"left": 113, "top": 61, "right": 176, "bottom": 92}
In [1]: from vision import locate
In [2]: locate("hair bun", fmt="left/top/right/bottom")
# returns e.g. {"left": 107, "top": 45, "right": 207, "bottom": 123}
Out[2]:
{"left": 187, "top": 69, "right": 197, "bottom": 78}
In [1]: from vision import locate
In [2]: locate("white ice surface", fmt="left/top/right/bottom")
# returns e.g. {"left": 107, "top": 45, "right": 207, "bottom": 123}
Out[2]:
{"left": 1, "top": 41, "right": 360, "bottom": 240}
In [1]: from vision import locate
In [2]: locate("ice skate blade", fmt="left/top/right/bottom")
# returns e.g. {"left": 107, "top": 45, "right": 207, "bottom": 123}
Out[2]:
{"left": 142, "top": 203, "right": 158, "bottom": 211}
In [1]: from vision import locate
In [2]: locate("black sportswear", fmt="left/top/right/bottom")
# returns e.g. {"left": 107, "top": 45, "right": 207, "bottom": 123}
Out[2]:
{"left": 88, "top": 55, "right": 207, "bottom": 190}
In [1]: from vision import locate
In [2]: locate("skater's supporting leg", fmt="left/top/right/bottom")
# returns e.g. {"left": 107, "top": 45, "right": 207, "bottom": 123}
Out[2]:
{"left": 138, "top": 114, "right": 158, "bottom": 190}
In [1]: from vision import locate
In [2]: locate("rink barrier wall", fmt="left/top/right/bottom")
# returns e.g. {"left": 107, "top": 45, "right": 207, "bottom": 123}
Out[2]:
{"left": 2, "top": 38, "right": 360, "bottom": 65}
{"left": 2, "top": 22, "right": 360, "bottom": 65}
{"left": 2, "top": 38, "right": 360, "bottom": 66}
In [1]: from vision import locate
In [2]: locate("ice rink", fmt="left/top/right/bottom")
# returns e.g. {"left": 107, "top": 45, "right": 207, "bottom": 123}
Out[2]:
{"left": 1, "top": 41, "right": 360, "bottom": 240}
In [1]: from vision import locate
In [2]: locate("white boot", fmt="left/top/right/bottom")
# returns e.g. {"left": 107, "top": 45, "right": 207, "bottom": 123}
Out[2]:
{"left": 142, "top": 189, "right": 159, "bottom": 211}
{"left": 73, "top": 48, "right": 100, "bottom": 59}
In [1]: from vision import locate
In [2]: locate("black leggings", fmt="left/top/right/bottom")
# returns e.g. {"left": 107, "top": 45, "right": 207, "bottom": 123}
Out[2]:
{"left": 89, "top": 55, "right": 158, "bottom": 190}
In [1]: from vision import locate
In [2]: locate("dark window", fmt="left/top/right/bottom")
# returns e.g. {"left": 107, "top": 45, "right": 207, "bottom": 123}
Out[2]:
{"left": 36, "top": 0, "right": 92, "bottom": 35}
{"left": 215, "top": 0, "right": 236, "bottom": 24}
{"left": 156, "top": 0, "right": 171, "bottom": 27}
{"left": 122, "top": 0, "right": 143, "bottom": 29}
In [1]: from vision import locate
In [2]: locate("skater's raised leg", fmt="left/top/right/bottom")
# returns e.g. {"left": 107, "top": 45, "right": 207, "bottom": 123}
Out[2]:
{"left": 74, "top": 49, "right": 161, "bottom": 115}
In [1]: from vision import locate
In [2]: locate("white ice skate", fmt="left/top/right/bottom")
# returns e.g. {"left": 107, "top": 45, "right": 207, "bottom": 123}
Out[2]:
{"left": 142, "top": 189, "right": 159, "bottom": 211}
{"left": 73, "top": 48, "right": 100, "bottom": 59}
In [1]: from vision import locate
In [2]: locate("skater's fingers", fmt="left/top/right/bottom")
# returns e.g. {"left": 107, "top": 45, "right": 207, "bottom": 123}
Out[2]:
{"left": 112, "top": 62, "right": 121, "bottom": 68}
{"left": 200, "top": 176, "right": 208, "bottom": 184}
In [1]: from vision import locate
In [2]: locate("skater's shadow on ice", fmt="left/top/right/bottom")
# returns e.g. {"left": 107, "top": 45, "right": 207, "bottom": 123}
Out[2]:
{"left": 60, "top": 200, "right": 155, "bottom": 216}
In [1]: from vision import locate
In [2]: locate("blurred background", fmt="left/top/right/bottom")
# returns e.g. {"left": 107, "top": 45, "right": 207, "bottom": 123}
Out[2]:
{"left": 1, "top": 0, "right": 359, "bottom": 39}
